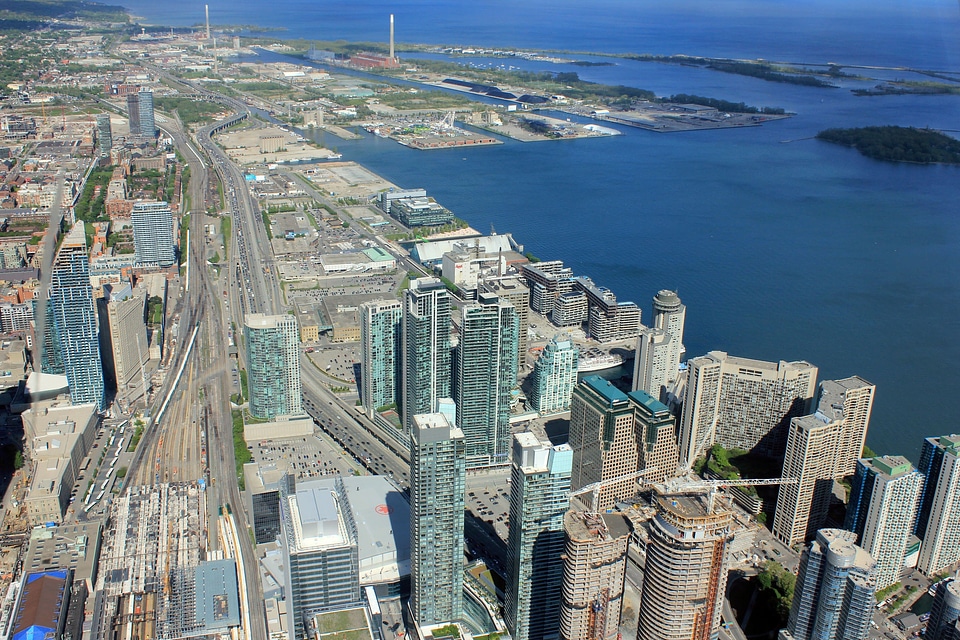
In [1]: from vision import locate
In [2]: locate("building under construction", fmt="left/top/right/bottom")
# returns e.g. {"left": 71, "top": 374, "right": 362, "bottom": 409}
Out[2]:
{"left": 559, "top": 511, "right": 632, "bottom": 640}
{"left": 637, "top": 487, "right": 734, "bottom": 640}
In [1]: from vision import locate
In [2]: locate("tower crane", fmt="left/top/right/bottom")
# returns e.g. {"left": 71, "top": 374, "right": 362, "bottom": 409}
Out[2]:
{"left": 569, "top": 467, "right": 657, "bottom": 512}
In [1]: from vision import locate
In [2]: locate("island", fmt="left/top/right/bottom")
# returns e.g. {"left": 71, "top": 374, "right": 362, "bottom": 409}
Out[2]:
{"left": 816, "top": 126, "right": 960, "bottom": 164}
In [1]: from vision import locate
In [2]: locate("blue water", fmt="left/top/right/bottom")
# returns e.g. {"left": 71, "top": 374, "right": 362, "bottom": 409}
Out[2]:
{"left": 127, "top": 0, "right": 960, "bottom": 462}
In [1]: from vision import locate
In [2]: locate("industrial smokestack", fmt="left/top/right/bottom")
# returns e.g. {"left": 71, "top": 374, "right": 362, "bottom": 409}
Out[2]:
{"left": 205, "top": 4, "right": 210, "bottom": 40}
{"left": 390, "top": 14, "right": 395, "bottom": 61}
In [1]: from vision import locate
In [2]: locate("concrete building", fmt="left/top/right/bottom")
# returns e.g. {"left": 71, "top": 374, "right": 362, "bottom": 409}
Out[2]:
{"left": 8, "top": 570, "right": 81, "bottom": 640}
{"left": 915, "top": 434, "right": 960, "bottom": 576}
{"left": 551, "top": 291, "right": 587, "bottom": 328}
{"left": 505, "top": 433, "right": 572, "bottom": 640}
{"left": 360, "top": 299, "right": 402, "bottom": 419}
{"left": 844, "top": 456, "right": 924, "bottom": 589}
{"left": 441, "top": 248, "right": 506, "bottom": 299}
{"left": 22, "top": 522, "right": 103, "bottom": 591}
{"left": 780, "top": 529, "right": 876, "bottom": 640}
{"left": 376, "top": 188, "right": 427, "bottom": 214}
{"left": 131, "top": 201, "right": 175, "bottom": 267}
{"left": 638, "top": 489, "right": 734, "bottom": 640}
{"left": 651, "top": 289, "right": 685, "bottom": 371}
{"left": 818, "top": 377, "right": 875, "bottom": 477}
{"left": 96, "top": 113, "right": 112, "bottom": 155}
{"left": 679, "top": 351, "right": 818, "bottom": 465}
{"left": 138, "top": 89, "right": 155, "bottom": 137}
{"left": 480, "top": 276, "right": 529, "bottom": 369}
{"left": 50, "top": 225, "right": 104, "bottom": 410}
{"left": 453, "top": 292, "right": 518, "bottom": 468}
{"left": 98, "top": 283, "right": 149, "bottom": 399}
{"left": 630, "top": 389, "right": 680, "bottom": 484}
{"left": 521, "top": 261, "right": 575, "bottom": 316}
{"left": 632, "top": 326, "right": 672, "bottom": 401}
{"left": 573, "top": 277, "right": 640, "bottom": 343}
{"left": 559, "top": 511, "right": 631, "bottom": 640}
{"left": 928, "top": 578, "right": 960, "bottom": 640}
{"left": 402, "top": 278, "right": 451, "bottom": 435}
{"left": 410, "top": 413, "right": 466, "bottom": 627}
{"left": 568, "top": 376, "right": 642, "bottom": 511}
{"left": 282, "top": 478, "right": 362, "bottom": 638}
{"left": 245, "top": 314, "right": 302, "bottom": 419}
{"left": 773, "top": 414, "right": 843, "bottom": 548}
{"left": 530, "top": 335, "right": 579, "bottom": 415}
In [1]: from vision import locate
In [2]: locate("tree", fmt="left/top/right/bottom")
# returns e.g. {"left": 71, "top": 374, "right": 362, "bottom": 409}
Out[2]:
{"left": 14, "top": 450, "right": 23, "bottom": 470}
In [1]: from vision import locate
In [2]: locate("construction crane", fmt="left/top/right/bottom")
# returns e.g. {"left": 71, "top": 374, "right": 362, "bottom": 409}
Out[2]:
{"left": 570, "top": 467, "right": 657, "bottom": 512}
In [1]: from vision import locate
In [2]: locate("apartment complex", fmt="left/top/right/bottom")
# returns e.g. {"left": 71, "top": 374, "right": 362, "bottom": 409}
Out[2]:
{"left": 530, "top": 335, "right": 579, "bottom": 415}
{"left": 131, "top": 201, "right": 176, "bottom": 267}
{"left": 402, "top": 278, "right": 451, "bottom": 434}
{"left": 915, "top": 434, "right": 960, "bottom": 576}
{"left": 244, "top": 314, "right": 302, "bottom": 419}
{"left": 359, "top": 299, "right": 402, "bottom": 419}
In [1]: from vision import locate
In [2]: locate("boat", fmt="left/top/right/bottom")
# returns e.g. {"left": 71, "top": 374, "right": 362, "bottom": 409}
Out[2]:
{"left": 577, "top": 349, "right": 625, "bottom": 372}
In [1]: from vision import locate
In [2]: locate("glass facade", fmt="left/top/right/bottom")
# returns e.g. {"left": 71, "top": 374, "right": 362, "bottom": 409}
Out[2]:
{"left": 131, "top": 201, "right": 175, "bottom": 267}
{"left": 245, "top": 314, "right": 301, "bottom": 419}
{"left": 402, "top": 279, "right": 451, "bottom": 434}
{"left": 360, "top": 300, "right": 402, "bottom": 417}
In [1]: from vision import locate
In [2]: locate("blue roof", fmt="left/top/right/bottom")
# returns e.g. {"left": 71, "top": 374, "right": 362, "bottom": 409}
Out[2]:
{"left": 582, "top": 375, "right": 629, "bottom": 405}
{"left": 627, "top": 389, "right": 670, "bottom": 414}
{"left": 195, "top": 560, "right": 241, "bottom": 630}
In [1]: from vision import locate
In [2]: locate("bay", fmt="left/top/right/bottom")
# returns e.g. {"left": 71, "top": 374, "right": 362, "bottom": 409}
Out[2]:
{"left": 126, "top": 1, "right": 960, "bottom": 461}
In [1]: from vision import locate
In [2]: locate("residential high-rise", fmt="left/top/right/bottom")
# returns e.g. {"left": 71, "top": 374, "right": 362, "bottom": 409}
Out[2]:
{"left": 679, "top": 351, "right": 817, "bottom": 465}
{"left": 915, "top": 434, "right": 960, "bottom": 576}
{"left": 773, "top": 414, "right": 842, "bottom": 548}
{"left": 126, "top": 93, "right": 141, "bottom": 136}
{"left": 630, "top": 389, "right": 680, "bottom": 484}
{"left": 650, "top": 289, "right": 685, "bottom": 385}
{"left": 50, "top": 225, "right": 104, "bottom": 410}
{"left": 632, "top": 326, "right": 672, "bottom": 400}
{"left": 480, "top": 276, "right": 529, "bottom": 370}
{"left": 359, "top": 299, "right": 402, "bottom": 419}
{"left": 568, "top": 375, "right": 641, "bottom": 511}
{"left": 402, "top": 278, "right": 451, "bottom": 434}
{"left": 131, "top": 201, "right": 176, "bottom": 267}
{"left": 97, "top": 283, "right": 149, "bottom": 398}
{"left": 530, "top": 335, "right": 579, "bottom": 415}
{"left": 138, "top": 89, "right": 155, "bottom": 138}
{"left": 844, "top": 456, "right": 924, "bottom": 589}
{"left": 928, "top": 578, "right": 960, "bottom": 640}
{"left": 819, "top": 377, "right": 875, "bottom": 477}
{"left": 559, "top": 511, "right": 631, "bottom": 640}
{"left": 96, "top": 114, "right": 112, "bottom": 155}
{"left": 780, "top": 529, "right": 876, "bottom": 640}
{"left": 453, "top": 292, "right": 518, "bottom": 467}
{"left": 244, "top": 314, "right": 301, "bottom": 420}
{"left": 410, "top": 413, "right": 465, "bottom": 627}
{"left": 505, "top": 433, "right": 572, "bottom": 640}
{"left": 638, "top": 488, "right": 734, "bottom": 640}
{"left": 281, "top": 478, "right": 361, "bottom": 639}
{"left": 35, "top": 294, "right": 63, "bottom": 376}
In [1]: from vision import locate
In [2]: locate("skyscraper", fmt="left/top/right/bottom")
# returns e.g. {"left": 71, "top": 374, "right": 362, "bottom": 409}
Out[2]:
{"left": 780, "top": 529, "right": 876, "bottom": 640}
{"left": 453, "top": 292, "right": 518, "bottom": 467}
{"left": 630, "top": 389, "right": 680, "bottom": 484}
{"left": 632, "top": 325, "right": 671, "bottom": 400}
{"left": 638, "top": 488, "right": 734, "bottom": 640}
{"left": 410, "top": 413, "right": 465, "bottom": 627}
{"left": 650, "top": 289, "right": 685, "bottom": 385}
{"left": 35, "top": 293, "right": 63, "bottom": 375}
{"left": 50, "top": 225, "right": 104, "bottom": 410}
{"left": 98, "top": 283, "right": 149, "bottom": 399}
{"left": 281, "top": 478, "right": 361, "bottom": 639}
{"left": 359, "top": 299, "right": 402, "bottom": 419}
{"left": 819, "top": 377, "right": 875, "bottom": 477}
{"left": 844, "top": 456, "right": 924, "bottom": 590}
{"left": 679, "top": 351, "right": 817, "bottom": 465}
{"left": 131, "top": 201, "right": 176, "bottom": 267}
{"left": 138, "top": 89, "right": 155, "bottom": 138}
{"left": 915, "top": 434, "right": 960, "bottom": 576}
{"left": 773, "top": 414, "right": 843, "bottom": 548}
{"left": 402, "top": 278, "right": 451, "bottom": 434}
{"left": 480, "top": 276, "right": 530, "bottom": 370}
{"left": 559, "top": 511, "right": 631, "bottom": 640}
{"left": 96, "top": 113, "right": 112, "bottom": 155}
{"left": 568, "top": 375, "right": 641, "bottom": 511}
{"left": 530, "top": 335, "right": 579, "bottom": 415}
{"left": 244, "top": 314, "right": 301, "bottom": 419}
{"left": 505, "top": 433, "right": 572, "bottom": 640}
{"left": 126, "top": 93, "right": 140, "bottom": 136}
{"left": 927, "top": 578, "right": 960, "bottom": 640}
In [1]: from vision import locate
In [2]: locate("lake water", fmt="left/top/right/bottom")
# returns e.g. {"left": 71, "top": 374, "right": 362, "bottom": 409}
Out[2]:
{"left": 124, "top": 0, "right": 960, "bottom": 461}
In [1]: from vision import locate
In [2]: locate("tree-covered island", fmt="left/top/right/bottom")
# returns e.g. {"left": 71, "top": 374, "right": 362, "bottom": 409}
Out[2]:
{"left": 816, "top": 126, "right": 960, "bottom": 164}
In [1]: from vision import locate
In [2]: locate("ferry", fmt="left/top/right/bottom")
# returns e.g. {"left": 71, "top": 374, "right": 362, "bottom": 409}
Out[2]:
{"left": 577, "top": 348, "right": 625, "bottom": 373}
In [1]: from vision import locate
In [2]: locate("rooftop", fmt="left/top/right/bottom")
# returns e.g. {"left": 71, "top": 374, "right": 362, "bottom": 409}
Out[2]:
{"left": 581, "top": 374, "right": 629, "bottom": 406}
